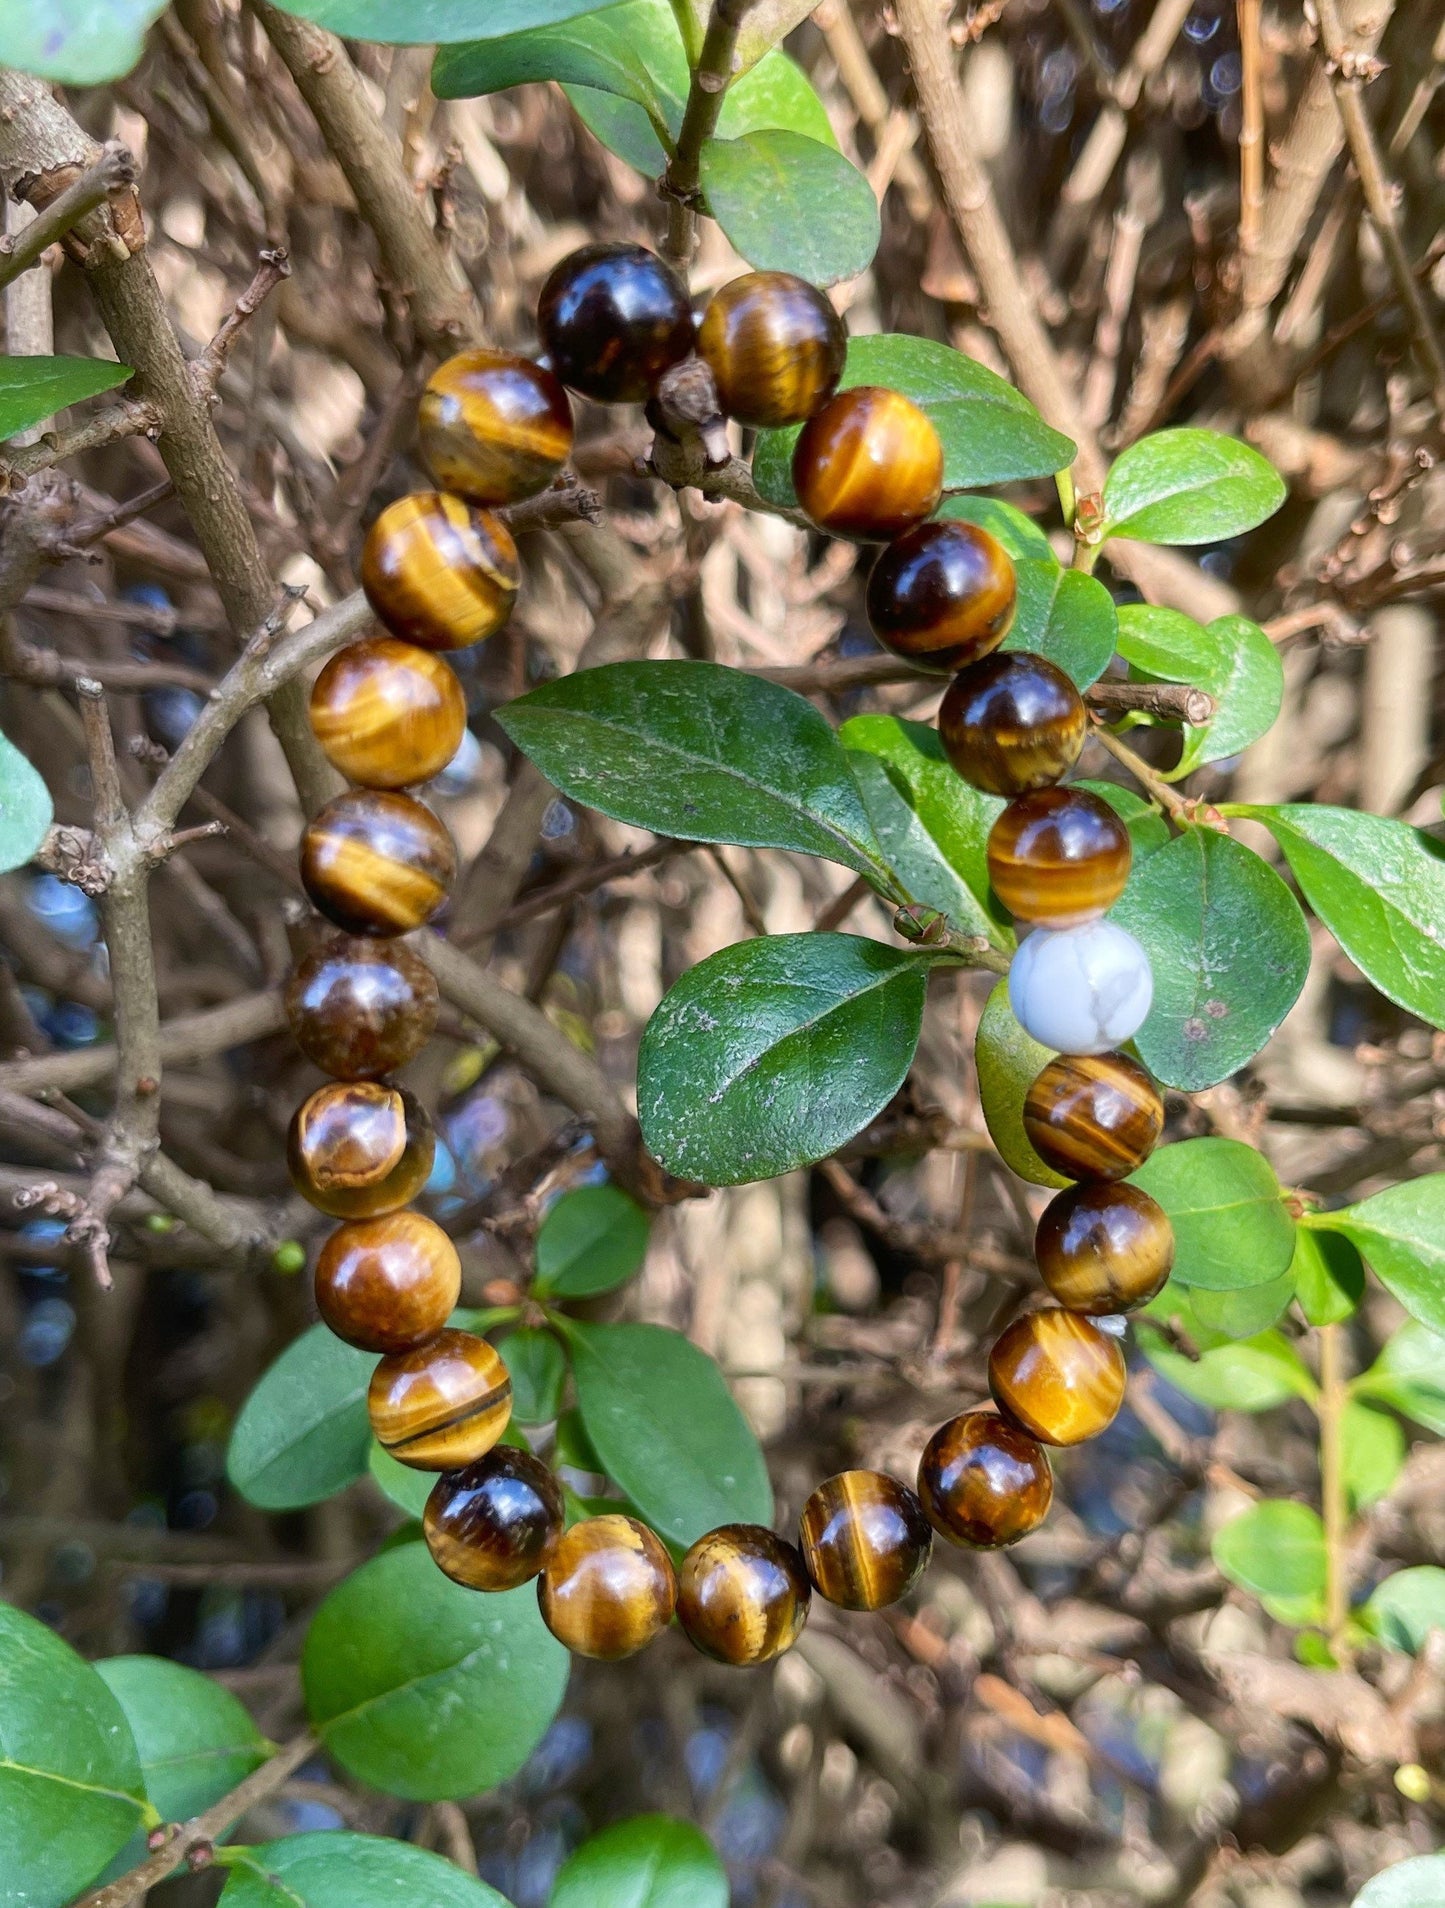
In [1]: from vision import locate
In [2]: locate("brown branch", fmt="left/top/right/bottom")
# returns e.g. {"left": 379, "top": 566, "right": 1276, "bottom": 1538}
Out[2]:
{"left": 1089, "top": 720, "right": 1194, "bottom": 824}
{"left": 0, "top": 141, "right": 135, "bottom": 290}
{"left": 190, "top": 246, "right": 291, "bottom": 405}
{"left": 661, "top": 0, "right": 757, "bottom": 263}
{"left": 0, "top": 989, "right": 285, "bottom": 1097}
{"left": 756, "top": 652, "right": 1216, "bottom": 723}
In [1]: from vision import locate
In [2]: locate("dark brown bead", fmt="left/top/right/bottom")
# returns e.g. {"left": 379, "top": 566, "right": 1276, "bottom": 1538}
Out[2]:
{"left": 986, "top": 786, "right": 1131, "bottom": 928}
{"left": 285, "top": 935, "right": 439, "bottom": 1082}
{"left": 287, "top": 1080, "right": 434, "bottom": 1219}
{"left": 1035, "top": 1182, "right": 1174, "bottom": 1314}
{"left": 917, "top": 1409, "right": 1054, "bottom": 1549}
{"left": 939, "top": 651, "right": 1086, "bottom": 794}
{"left": 798, "top": 1470, "right": 932, "bottom": 1610}
{"left": 300, "top": 788, "right": 456, "bottom": 939}
{"left": 866, "top": 521, "right": 1016, "bottom": 671}
{"left": 677, "top": 1524, "right": 810, "bottom": 1666}
{"left": 989, "top": 1308, "right": 1126, "bottom": 1446}
{"left": 792, "top": 387, "right": 943, "bottom": 541}
{"left": 537, "top": 242, "right": 694, "bottom": 404}
{"left": 538, "top": 1514, "right": 677, "bottom": 1659}
{"left": 310, "top": 637, "right": 466, "bottom": 791}
{"left": 418, "top": 348, "right": 573, "bottom": 506}
{"left": 369, "top": 1328, "right": 512, "bottom": 1469}
{"left": 1023, "top": 1051, "right": 1164, "bottom": 1182}
{"left": 697, "top": 271, "right": 846, "bottom": 429}
{"left": 314, "top": 1209, "right": 459, "bottom": 1353}
{"left": 361, "top": 492, "right": 519, "bottom": 653}
{"left": 425, "top": 1446, "right": 564, "bottom": 1592}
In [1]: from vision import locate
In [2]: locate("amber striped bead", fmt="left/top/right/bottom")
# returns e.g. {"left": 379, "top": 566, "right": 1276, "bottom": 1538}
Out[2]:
{"left": 1036, "top": 1181, "right": 1174, "bottom": 1314}
{"left": 418, "top": 348, "right": 573, "bottom": 507}
{"left": 939, "top": 651, "right": 1086, "bottom": 794}
{"left": 917, "top": 1409, "right": 1053, "bottom": 1549}
{"left": 361, "top": 492, "right": 519, "bottom": 653}
{"left": 697, "top": 272, "right": 846, "bottom": 429}
{"left": 426, "top": 1447, "right": 564, "bottom": 1592}
{"left": 300, "top": 789, "right": 456, "bottom": 939}
{"left": 538, "top": 1515, "right": 677, "bottom": 1660}
{"left": 792, "top": 387, "right": 943, "bottom": 542}
{"left": 867, "top": 521, "right": 1017, "bottom": 673}
{"left": 314, "top": 1210, "right": 459, "bottom": 1354}
{"left": 1023, "top": 1050, "right": 1164, "bottom": 1182}
{"left": 986, "top": 786, "right": 1131, "bottom": 928}
{"left": 287, "top": 1081, "right": 434, "bottom": 1220}
{"left": 369, "top": 1329, "right": 512, "bottom": 1469}
{"left": 677, "top": 1524, "right": 810, "bottom": 1666}
{"left": 989, "top": 1308, "right": 1126, "bottom": 1447}
{"left": 798, "top": 1471, "right": 931, "bottom": 1610}
{"left": 285, "top": 936, "right": 438, "bottom": 1082}
{"left": 309, "top": 638, "right": 466, "bottom": 791}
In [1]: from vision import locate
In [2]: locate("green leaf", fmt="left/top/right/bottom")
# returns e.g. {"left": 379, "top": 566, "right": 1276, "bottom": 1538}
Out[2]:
{"left": 94, "top": 1658, "right": 266, "bottom": 1826}
{"left": 1313, "top": 1179, "right": 1445, "bottom": 1336}
{"left": 534, "top": 1182, "right": 650, "bottom": 1298}
{"left": 368, "top": 1439, "right": 432, "bottom": 1519}
{"left": 1130, "top": 1138, "right": 1295, "bottom": 1292}
{"left": 717, "top": 51, "right": 837, "bottom": 148}
{"left": 1171, "top": 616, "right": 1284, "bottom": 774}
{"left": 700, "top": 130, "right": 879, "bottom": 286}
{"left": 432, "top": 8, "right": 667, "bottom": 130}
{"left": 1114, "top": 602, "right": 1216, "bottom": 683}
{"left": 637, "top": 932, "right": 932, "bottom": 1184}
{"left": 1138, "top": 1327, "right": 1315, "bottom": 1413}
{"left": 1075, "top": 781, "right": 1170, "bottom": 863}
{"left": 0, "top": 731, "right": 54, "bottom": 874}
{"left": 301, "top": 1542, "right": 568, "bottom": 1801}
{"left": 0, "top": 1604, "right": 151, "bottom": 1908}
{"left": 564, "top": 1319, "right": 771, "bottom": 1547}
{"left": 1211, "top": 1499, "right": 1326, "bottom": 1626}
{"left": 752, "top": 334, "right": 1077, "bottom": 507}
{"left": 1364, "top": 1567, "right": 1445, "bottom": 1654}
{"left": 1004, "top": 561, "right": 1117, "bottom": 690}
{"left": 226, "top": 1323, "right": 376, "bottom": 1511}
{"left": 551, "top": 1815, "right": 728, "bottom": 1908}
{"left": 673, "top": 0, "right": 818, "bottom": 74}
{"left": 1353, "top": 1856, "right": 1445, "bottom": 1908}
{"left": 1236, "top": 805, "right": 1445, "bottom": 1029}
{"left": 1343, "top": 1400, "right": 1405, "bottom": 1512}
{"left": 0, "top": 355, "right": 132, "bottom": 439}
{"left": 499, "top": 1327, "right": 567, "bottom": 1422}
{"left": 937, "top": 494, "right": 1054, "bottom": 562}
{"left": 840, "top": 714, "right": 1010, "bottom": 946}
{"left": 1187, "top": 1269, "right": 1295, "bottom": 1338}
{"left": 1102, "top": 428, "right": 1286, "bottom": 545}
{"left": 218, "top": 1833, "right": 514, "bottom": 1908}
{"left": 1290, "top": 1226, "right": 1364, "bottom": 1327}
{"left": 1353, "top": 1321, "right": 1445, "bottom": 1434}
{"left": 1110, "top": 826, "right": 1310, "bottom": 1090}
{"left": 974, "top": 977, "right": 1069, "bottom": 1189}
{"left": 304, "top": 0, "right": 616, "bottom": 45}
{"left": 497, "top": 661, "right": 890, "bottom": 884}
{"left": 0, "top": 2, "right": 157, "bottom": 84}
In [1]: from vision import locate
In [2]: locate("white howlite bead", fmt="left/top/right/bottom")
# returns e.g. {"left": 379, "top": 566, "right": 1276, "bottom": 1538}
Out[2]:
{"left": 1008, "top": 920, "right": 1154, "bottom": 1056}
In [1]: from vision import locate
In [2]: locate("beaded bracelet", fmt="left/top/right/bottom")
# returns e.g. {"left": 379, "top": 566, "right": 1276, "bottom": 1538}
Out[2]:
{"left": 282, "top": 244, "right": 1175, "bottom": 1670}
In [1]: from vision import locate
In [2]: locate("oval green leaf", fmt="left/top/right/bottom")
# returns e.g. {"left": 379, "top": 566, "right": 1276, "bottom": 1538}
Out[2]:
{"left": 551, "top": 1815, "right": 728, "bottom": 1908}
{"left": 1171, "top": 616, "right": 1284, "bottom": 774}
{"left": 1365, "top": 1566, "right": 1445, "bottom": 1655}
{"left": 1352, "top": 1320, "right": 1445, "bottom": 1434}
{"left": 974, "top": 977, "right": 1068, "bottom": 1189}
{"left": 1343, "top": 1400, "right": 1405, "bottom": 1512}
{"left": 534, "top": 1182, "right": 650, "bottom": 1298}
{"left": 432, "top": 8, "right": 664, "bottom": 120}
{"left": 637, "top": 933, "right": 932, "bottom": 1184}
{"left": 1004, "top": 561, "right": 1117, "bottom": 689}
{"left": 1074, "top": 781, "right": 1170, "bottom": 862}
{"left": 937, "top": 494, "right": 1054, "bottom": 562}
{"left": 1138, "top": 1327, "right": 1315, "bottom": 1413}
{"left": 308, "top": 0, "right": 616, "bottom": 44}
{"left": 0, "top": 731, "right": 54, "bottom": 874}
{"left": 1290, "top": 1225, "right": 1364, "bottom": 1328}
{"left": 499, "top": 1326, "right": 567, "bottom": 1422}
{"left": 700, "top": 130, "right": 879, "bottom": 286}
{"left": 0, "top": 3, "right": 163, "bottom": 82}
{"left": 95, "top": 1657, "right": 266, "bottom": 1827}
{"left": 1314, "top": 1177, "right": 1445, "bottom": 1335}
{"left": 1102, "top": 427, "right": 1286, "bottom": 545}
{"left": 226, "top": 1323, "right": 377, "bottom": 1511}
{"left": 218, "top": 1832, "right": 514, "bottom": 1908}
{"left": 368, "top": 1439, "right": 432, "bottom": 1519}
{"left": 0, "top": 355, "right": 132, "bottom": 440}
{"left": 1129, "top": 1137, "right": 1295, "bottom": 1292}
{"left": 1211, "top": 1499, "right": 1326, "bottom": 1626}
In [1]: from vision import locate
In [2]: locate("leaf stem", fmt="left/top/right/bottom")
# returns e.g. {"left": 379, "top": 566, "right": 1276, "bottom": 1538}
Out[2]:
{"left": 660, "top": 0, "right": 757, "bottom": 265}
{"left": 1089, "top": 720, "right": 1194, "bottom": 826}
{"left": 1317, "top": 1321, "right": 1353, "bottom": 1665}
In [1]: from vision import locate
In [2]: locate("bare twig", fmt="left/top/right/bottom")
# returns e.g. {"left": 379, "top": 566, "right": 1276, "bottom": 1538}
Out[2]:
{"left": 190, "top": 247, "right": 291, "bottom": 404}
{"left": 0, "top": 141, "right": 135, "bottom": 291}
{"left": 660, "top": 0, "right": 757, "bottom": 264}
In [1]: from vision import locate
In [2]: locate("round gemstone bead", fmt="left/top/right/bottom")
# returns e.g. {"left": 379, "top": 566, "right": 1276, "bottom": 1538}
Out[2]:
{"left": 866, "top": 520, "right": 1016, "bottom": 673}
{"left": 314, "top": 1209, "right": 460, "bottom": 1353}
{"left": 697, "top": 271, "right": 846, "bottom": 428}
{"left": 677, "top": 1524, "right": 810, "bottom": 1666}
{"left": 987, "top": 786, "right": 1131, "bottom": 928}
{"left": 369, "top": 1329, "right": 513, "bottom": 1468}
{"left": 537, "top": 1514, "right": 678, "bottom": 1659}
{"left": 1035, "top": 1181, "right": 1174, "bottom": 1314}
{"left": 989, "top": 1307, "right": 1127, "bottom": 1446}
{"left": 425, "top": 1446, "right": 565, "bottom": 1592}
{"left": 287, "top": 1080, "right": 434, "bottom": 1219}
{"left": 309, "top": 637, "right": 466, "bottom": 790}
{"left": 361, "top": 492, "right": 519, "bottom": 653}
{"left": 537, "top": 242, "right": 694, "bottom": 404}
{"left": 939, "top": 651, "right": 1086, "bottom": 794}
{"left": 797, "top": 1470, "right": 932, "bottom": 1610}
{"left": 916, "top": 1409, "right": 1053, "bottom": 1549}
{"left": 1007, "top": 920, "right": 1154, "bottom": 1055}
{"left": 1022, "top": 1050, "right": 1164, "bottom": 1181}
{"left": 300, "top": 789, "right": 457, "bottom": 939}
{"left": 792, "top": 386, "right": 943, "bottom": 541}
{"left": 418, "top": 348, "right": 573, "bottom": 506}
{"left": 284, "top": 935, "right": 439, "bottom": 1082}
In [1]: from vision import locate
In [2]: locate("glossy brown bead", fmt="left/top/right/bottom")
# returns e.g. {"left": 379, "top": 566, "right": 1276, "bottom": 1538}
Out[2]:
{"left": 798, "top": 1470, "right": 932, "bottom": 1611}
{"left": 425, "top": 1446, "right": 564, "bottom": 1592}
{"left": 314, "top": 1209, "right": 459, "bottom": 1353}
{"left": 300, "top": 788, "right": 457, "bottom": 939}
{"left": 697, "top": 272, "right": 846, "bottom": 429}
{"left": 285, "top": 935, "right": 439, "bottom": 1082}
{"left": 867, "top": 521, "right": 1016, "bottom": 671}
{"left": 538, "top": 242, "right": 694, "bottom": 404}
{"left": 917, "top": 1409, "right": 1054, "bottom": 1549}
{"left": 361, "top": 492, "right": 519, "bottom": 653}
{"left": 939, "top": 652, "right": 1086, "bottom": 794}
{"left": 792, "top": 386, "right": 943, "bottom": 541}
{"left": 538, "top": 1514, "right": 677, "bottom": 1660}
{"left": 677, "top": 1524, "right": 810, "bottom": 1666}
{"left": 310, "top": 637, "right": 466, "bottom": 790}
{"left": 287, "top": 1081, "right": 435, "bottom": 1220}
{"left": 1036, "top": 1181, "right": 1174, "bottom": 1315}
{"left": 369, "top": 1328, "right": 512, "bottom": 1469}
{"left": 418, "top": 348, "right": 573, "bottom": 506}
{"left": 1023, "top": 1050, "right": 1164, "bottom": 1182}
{"left": 989, "top": 1308, "right": 1127, "bottom": 1446}
{"left": 986, "top": 786, "right": 1131, "bottom": 928}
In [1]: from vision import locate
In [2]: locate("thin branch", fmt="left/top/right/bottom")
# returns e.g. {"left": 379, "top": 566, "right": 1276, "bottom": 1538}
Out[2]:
{"left": 0, "top": 141, "right": 135, "bottom": 291}
{"left": 1236, "top": 0, "right": 1265, "bottom": 268}
{"left": 0, "top": 989, "right": 285, "bottom": 1097}
{"left": 756, "top": 651, "right": 1216, "bottom": 722}
{"left": 660, "top": 0, "right": 757, "bottom": 263}
{"left": 1089, "top": 719, "right": 1193, "bottom": 824}
{"left": 190, "top": 247, "right": 291, "bottom": 405}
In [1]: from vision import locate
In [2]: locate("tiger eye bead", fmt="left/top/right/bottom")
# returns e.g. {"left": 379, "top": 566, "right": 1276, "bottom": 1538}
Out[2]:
{"left": 418, "top": 348, "right": 573, "bottom": 506}
{"left": 300, "top": 788, "right": 457, "bottom": 938}
{"left": 798, "top": 1471, "right": 932, "bottom": 1611}
{"left": 697, "top": 271, "right": 846, "bottom": 429}
{"left": 1035, "top": 1182, "right": 1174, "bottom": 1314}
{"left": 917, "top": 1409, "right": 1054, "bottom": 1549}
{"left": 361, "top": 493, "right": 519, "bottom": 653}
{"left": 309, "top": 637, "right": 466, "bottom": 790}
{"left": 986, "top": 787, "right": 1131, "bottom": 928}
{"left": 314, "top": 1209, "right": 459, "bottom": 1353}
{"left": 538, "top": 242, "right": 694, "bottom": 404}
{"left": 287, "top": 1081, "right": 434, "bottom": 1219}
{"left": 285, "top": 935, "right": 439, "bottom": 1082}
{"left": 792, "top": 386, "right": 944, "bottom": 542}
{"left": 538, "top": 1514, "right": 677, "bottom": 1660}
{"left": 939, "top": 652, "right": 1086, "bottom": 794}
{"left": 1023, "top": 1051, "right": 1164, "bottom": 1182}
{"left": 677, "top": 1524, "right": 810, "bottom": 1666}
{"left": 425, "top": 1446, "right": 564, "bottom": 1592}
{"left": 989, "top": 1308, "right": 1127, "bottom": 1446}
{"left": 369, "top": 1328, "right": 512, "bottom": 1468}
{"left": 867, "top": 521, "right": 1016, "bottom": 671}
